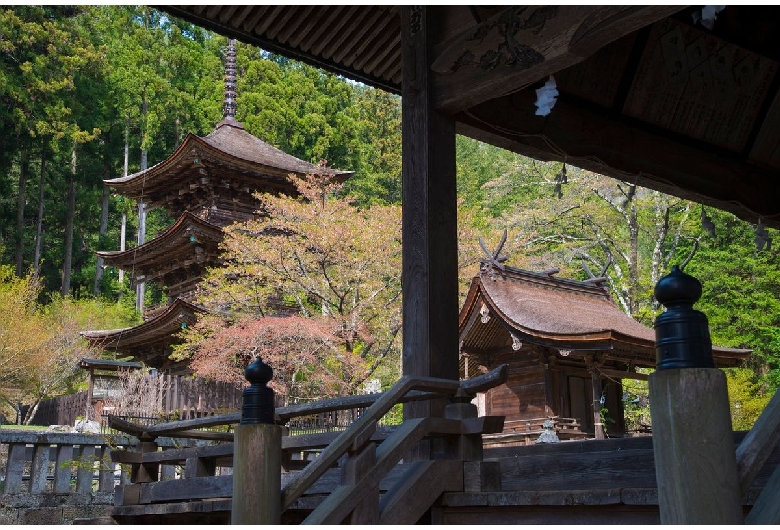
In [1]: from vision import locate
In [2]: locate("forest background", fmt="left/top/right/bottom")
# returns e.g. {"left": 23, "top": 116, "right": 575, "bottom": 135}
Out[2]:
{"left": 0, "top": 6, "right": 776, "bottom": 428}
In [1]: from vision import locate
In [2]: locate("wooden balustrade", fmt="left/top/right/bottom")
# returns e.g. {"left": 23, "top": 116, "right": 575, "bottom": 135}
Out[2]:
{"left": 483, "top": 416, "right": 589, "bottom": 447}
{"left": 737, "top": 387, "right": 780, "bottom": 524}
{"left": 0, "top": 432, "right": 133, "bottom": 495}
{"left": 107, "top": 365, "right": 509, "bottom": 524}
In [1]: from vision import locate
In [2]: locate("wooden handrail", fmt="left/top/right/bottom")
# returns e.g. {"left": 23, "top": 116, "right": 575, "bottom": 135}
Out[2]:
{"left": 108, "top": 365, "right": 506, "bottom": 516}
{"left": 108, "top": 365, "right": 508, "bottom": 441}
{"left": 736, "top": 386, "right": 780, "bottom": 495}
{"left": 281, "top": 365, "right": 507, "bottom": 510}
{"left": 109, "top": 390, "right": 444, "bottom": 437}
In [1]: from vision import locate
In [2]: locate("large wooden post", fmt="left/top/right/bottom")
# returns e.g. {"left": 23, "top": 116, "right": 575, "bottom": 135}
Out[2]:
{"left": 232, "top": 357, "right": 281, "bottom": 525}
{"left": 400, "top": 6, "right": 459, "bottom": 427}
{"left": 649, "top": 266, "right": 742, "bottom": 524}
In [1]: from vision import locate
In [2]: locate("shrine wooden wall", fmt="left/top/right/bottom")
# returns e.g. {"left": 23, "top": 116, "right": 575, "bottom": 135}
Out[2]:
{"left": 482, "top": 353, "right": 626, "bottom": 437}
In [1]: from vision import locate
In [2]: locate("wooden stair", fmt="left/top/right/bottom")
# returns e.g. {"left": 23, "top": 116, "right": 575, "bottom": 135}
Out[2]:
{"left": 108, "top": 366, "right": 508, "bottom": 524}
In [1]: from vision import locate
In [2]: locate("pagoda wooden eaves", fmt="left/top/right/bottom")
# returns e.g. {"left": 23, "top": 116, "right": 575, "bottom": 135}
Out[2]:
{"left": 98, "top": 212, "right": 223, "bottom": 299}
{"left": 104, "top": 122, "right": 352, "bottom": 217}
{"left": 80, "top": 298, "right": 204, "bottom": 367}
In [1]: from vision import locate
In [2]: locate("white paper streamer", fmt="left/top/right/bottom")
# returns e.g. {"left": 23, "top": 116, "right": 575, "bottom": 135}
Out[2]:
{"left": 692, "top": 5, "right": 726, "bottom": 30}
{"left": 534, "top": 76, "right": 559, "bottom": 117}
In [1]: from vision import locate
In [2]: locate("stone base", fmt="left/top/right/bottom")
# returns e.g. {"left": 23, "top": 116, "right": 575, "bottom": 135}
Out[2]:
{"left": 0, "top": 493, "right": 114, "bottom": 525}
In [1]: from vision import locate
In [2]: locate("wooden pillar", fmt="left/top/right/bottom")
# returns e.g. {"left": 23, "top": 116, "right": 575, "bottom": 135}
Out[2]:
{"left": 585, "top": 354, "right": 605, "bottom": 439}
{"left": 649, "top": 266, "right": 742, "bottom": 524}
{"left": 232, "top": 356, "right": 281, "bottom": 525}
{"left": 130, "top": 440, "right": 159, "bottom": 483}
{"left": 87, "top": 367, "right": 95, "bottom": 420}
{"left": 650, "top": 369, "right": 743, "bottom": 523}
{"left": 543, "top": 354, "right": 556, "bottom": 417}
{"left": 590, "top": 370, "right": 605, "bottom": 440}
{"left": 401, "top": 5, "right": 459, "bottom": 424}
{"left": 232, "top": 424, "right": 281, "bottom": 524}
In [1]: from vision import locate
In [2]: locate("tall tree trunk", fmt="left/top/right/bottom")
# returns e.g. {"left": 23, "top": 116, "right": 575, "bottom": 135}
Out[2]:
{"left": 628, "top": 199, "right": 639, "bottom": 315}
{"left": 61, "top": 142, "right": 77, "bottom": 297}
{"left": 651, "top": 197, "right": 671, "bottom": 311}
{"left": 119, "top": 120, "right": 130, "bottom": 285}
{"left": 93, "top": 162, "right": 111, "bottom": 294}
{"left": 15, "top": 149, "right": 29, "bottom": 277}
{"left": 33, "top": 145, "right": 47, "bottom": 276}
{"left": 136, "top": 197, "right": 146, "bottom": 312}
{"left": 136, "top": 97, "right": 148, "bottom": 313}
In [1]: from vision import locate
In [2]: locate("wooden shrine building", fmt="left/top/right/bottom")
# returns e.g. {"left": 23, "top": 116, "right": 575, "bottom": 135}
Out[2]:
{"left": 81, "top": 41, "right": 351, "bottom": 371}
{"left": 459, "top": 264, "right": 750, "bottom": 443}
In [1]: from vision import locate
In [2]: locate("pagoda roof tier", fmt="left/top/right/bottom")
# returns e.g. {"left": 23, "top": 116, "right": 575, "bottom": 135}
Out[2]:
{"left": 105, "top": 120, "right": 352, "bottom": 217}
{"left": 98, "top": 212, "right": 223, "bottom": 297}
{"left": 459, "top": 266, "right": 750, "bottom": 369}
{"left": 81, "top": 298, "right": 204, "bottom": 369}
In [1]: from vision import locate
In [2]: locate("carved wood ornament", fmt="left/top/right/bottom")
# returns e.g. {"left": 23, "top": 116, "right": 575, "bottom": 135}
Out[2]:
{"left": 432, "top": 7, "right": 557, "bottom": 74}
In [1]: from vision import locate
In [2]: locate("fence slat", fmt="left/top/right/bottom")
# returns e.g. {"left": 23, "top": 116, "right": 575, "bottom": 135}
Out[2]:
{"left": 5, "top": 443, "right": 27, "bottom": 493}
{"left": 76, "top": 445, "right": 96, "bottom": 493}
{"left": 30, "top": 444, "right": 50, "bottom": 493}
{"left": 54, "top": 444, "right": 75, "bottom": 493}
{"left": 99, "top": 445, "right": 115, "bottom": 493}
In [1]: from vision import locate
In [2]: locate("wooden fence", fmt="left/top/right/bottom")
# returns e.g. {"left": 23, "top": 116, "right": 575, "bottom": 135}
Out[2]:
{"left": 30, "top": 375, "right": 384, "bottom": 432}
{"left": 30, "top": 391, "right": 90, "bottom": 427}
{"left": 29, "top": 375, "right": 245, "bottom": 428}
{"left": 158, "top": 374, "right": 244, "bottom": 420}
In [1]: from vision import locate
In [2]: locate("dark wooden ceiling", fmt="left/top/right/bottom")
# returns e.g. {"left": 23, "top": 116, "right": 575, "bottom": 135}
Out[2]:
{"left": 163, "top": 5, "right": 780, "bottom": 229}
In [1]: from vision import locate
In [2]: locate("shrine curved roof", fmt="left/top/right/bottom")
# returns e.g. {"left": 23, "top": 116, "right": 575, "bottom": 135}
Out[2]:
{"left": 459, "top": 266, "right": 750, "bottom": 367}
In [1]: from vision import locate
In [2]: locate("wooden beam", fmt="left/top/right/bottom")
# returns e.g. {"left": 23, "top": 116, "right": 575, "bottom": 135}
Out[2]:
{"left": 600, "top": 367, "right": 649, "bottom": 382}
{"left": 746, "top": 465, "right": 780, "bottom": 524}
{"left": 431, "top": 6, "right": 684, "bottom": 113}
{"left": 401, "top": 5, "right": 460, "bottom": 426}
{"left": 736, "top": 386, "right": 780, "bottom": 495}
{"left": 456, "top": 90, "right": 780, "bottom": 228}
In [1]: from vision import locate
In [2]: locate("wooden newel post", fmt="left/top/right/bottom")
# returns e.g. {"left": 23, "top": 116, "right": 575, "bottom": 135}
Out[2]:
{"left": 231, "top": 356, "right": 281, "bottom": 525}
{"left": 649, "top": 266, "right": 742, "bottom": 524}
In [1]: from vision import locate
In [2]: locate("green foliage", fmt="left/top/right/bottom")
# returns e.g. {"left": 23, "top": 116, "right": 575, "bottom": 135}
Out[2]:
{"left": 686, "top": 208, "right": 780, "bottom": 390}
{"left": 0, "top": 265, "right": 138, "bottom": 422}
{"left": 456, "top": 136, "right": 544, "bottom": 220}
{"left": 725, "top": 367, "right": 772, "bottom": 431}
{"left": 621, "top": 373, "right": 651, "bottom": 433}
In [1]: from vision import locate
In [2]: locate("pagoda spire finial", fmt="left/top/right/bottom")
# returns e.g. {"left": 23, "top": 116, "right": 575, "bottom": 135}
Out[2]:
{"left": 218, "top": 38, "right": 243, "bottom": 129}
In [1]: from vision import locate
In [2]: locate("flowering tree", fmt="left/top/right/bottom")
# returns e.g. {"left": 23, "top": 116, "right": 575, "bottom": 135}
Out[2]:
{"left": 187, "top": 315, "right": 367, "bottom": 401}
{"left": 175, "top": 168, "right": 403, "bottom": 398}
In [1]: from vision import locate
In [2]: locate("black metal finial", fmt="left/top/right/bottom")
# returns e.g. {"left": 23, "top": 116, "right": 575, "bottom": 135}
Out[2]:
{"left": 241, "top": 356, "right": 275, "bottom": 425}
{"left": 223, "top": 39, "right": 237, "bottom": 121}
{"left": 654, "top": 265, "right": 715, "bottom": 370}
